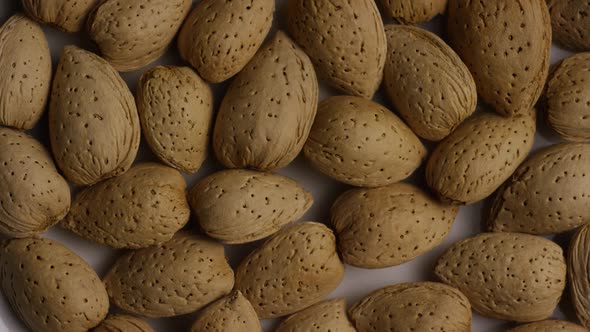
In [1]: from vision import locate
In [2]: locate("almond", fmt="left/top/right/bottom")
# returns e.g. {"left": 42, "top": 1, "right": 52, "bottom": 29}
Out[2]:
{"left": 304, "top": 96, "right": 427, "bottom": 187}
{"left": 235, "top": 222, "right": 345, "bottom": 319}
{"left": 190, "top": 290, "right": 261, "bottom": 332}
{"left": 137, "top": 66, "right": 213, "bottom": 173}
{"left": 287, "top": 0, "right": 386, "bottom": 98}
{"left": 189, "top": 169, "right": 313, "bottom": 244}
{"left": 568, "top": 223, "right": 590, "bottom": 328}
{"left": 331, "top": 183, "right": 458, "bottom": 268}
{"left": 276, "top": 299, "right": 356, "bottom": 332}
{"left": 94, "top": 315, "right": 154, "bottom": 332}
{"left": 104, "top": 231, "right": 234, "bottom": 318}
{"left": 447, "top": 0, "right": 551, "bottom": 116}
{"left": 380, "top": 0, "right": 447, "bottom": 24}
{"left": 177, "top": 0, "right": 274, "bottom": 83}
{"left": 349, "top": 282, "right": 471, "bottom": 332}
{"left": 426, "top": 109, "right": 536, "bottom": 204}
{"left": 213, "top": 31, "right": 318, "bottom": 171}
{"left": 0, "top": 237, "right": 109, "bottom": 332}
{"left": 49, "top": 45, "right": 140, "bottom": 186}
{"left": 435, "top": 233, "right": 566, "bottom": 322}
{"left": 21, "top": 0, "right": 98, "bottom": 32}
{"left": 508, "top": 320, "right": 587, "bottom": 332}
{"left": 489, "top": 143, "right": 590, "bottom": 234}
{"left": 87, "top": 0, "right": 192, "bottom": 72}
{"left": 547, "top": 0, "right": 590, "bottom": 51}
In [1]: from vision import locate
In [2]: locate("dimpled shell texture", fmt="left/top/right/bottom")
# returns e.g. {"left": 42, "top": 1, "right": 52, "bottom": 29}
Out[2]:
{"left": 331, "top": 183, "right": 458, "bottom": 268}
{"left": 508, "top": 320, "right": 588, "bottom": 332}
{"left": 177, "top": 0, "right": 274, "bottom": 83}
{"left": 49, "top": 45, "right": 140, "bottom": 186}
{"left": 275, "top": 299, "right": 356, "bottom": 332}
{"left": 384, "top": 25, "right": 476, "bottom": 141}
{"left": 62, "top": 163, "right": 190, "bottom": 249}
{"left": 0, "top": 128, "right": 71, "bottom": 238}
{"left": 104, "top": 232, "right": 234, "bottom": 318}
{"left": 137, "top": 66, "right": 213, "bottom": 173}
{"left": 93, "top": 315, "right": 154, "bottom": 332}
{"left": 447, "top": 0, "right": 551, "bottom": 116}
{"left": 349, "top": 282, "right": 471, "bottom": 332}
{"left": 568, "top": 224, "right": 590, "bottom": 328}
{"left": 287, "top": 0, "right": 386, "bottom": 98}
{"left": 304, "top": 96, "right": 427, "bottom": 187}
{"left": 21, "top": 0, "right": 98, "bottom": 32}
{"left": 235, "top": 222, "right": 345, "bottom": 319}
{"left": 546, "top": 53, "right": 590, "bottom": 142}
{"left": 88, "top": 0, "right": 192, "bottom": 72}
{"left": 489, "top": 143, "right": 590, "bottom": 234}
{"left": 426, "top": 110, "right": 536, "bottom": 204}
{"left": 380, "top": 0, "right": 447, "bottom": 24}
{"left": 547, "top": 0, "right": 590, "bottom": 51}
{"left": 0, "top": 237, "right": 109, "bottom": 332}
{"left": 190, "top": 291, "right": 261, "bottom": 332}
{"left": 189, "top": 169, "right": 313, "bottom": 244}
{"left": 213, "top": 31, "right": 318, "bottom": 171}
{"left": 435, "top": 233, "right": 566, "bottom": 322}
{"left": 0, "top": 15, "right": 51, "bottom": 130}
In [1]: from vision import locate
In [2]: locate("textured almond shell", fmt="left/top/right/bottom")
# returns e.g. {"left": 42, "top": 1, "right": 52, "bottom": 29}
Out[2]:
{"left": 331, "top": 183, "right": 458, "bottom": 268}
{"left": 447, "top": 0, "right": 551, "bottom": 116}
{"left": 489, "top": 143, "right": 590, "bottom": 234}
{"left": 547, "top": 0, "right": 590, "bottom": 51}
{"left": 88, "top": 0, "right": 192, "bottom": 72}
{"left": 62, "top": 163, "right": 190, "bottom": 249}
{"left": 568, "top": 223, "right": 590, "bottom": 329}
{"left": 177, "top": 0, "right": 274, "bottom": 83}
{"left": 0, "top": 237, "right": 109, "bottom": 332}
{"left": 137, "top": 66, "right": 213, "bottom": 173}
{"left": 189, "top": 169, "right": 313, "bottom": 244}
{"left": 104, "top": 232, "right": 234, "bottom": 318}
{"left": 276, "top": 299, "right": 356, "bottom": 332}
{"left": 426, "top": 110, "right": 536, "bottom": 204}
{"left": 49, "top": 45, "right": 140, "bottom": 186}
{"left": 93, "top": 315, "right": 154, "bottom": 332}
{"left": 21, "top": 0, "right": 98, "bottom": 32}
{"left": 508, "top": 320, "right": 587, "bottom": 332}
{"left": 304, "top": 96, "right": 427, "bottom": 187}
{"left": 349, "top": 282, "right": 471, "bottom": 332}
{"left": 380, "top": 0, "right": 447, "bottom": 24}
{"left": 435, "top": 232, "right": 566, "bottom": 322}
{"left": 190, "top": 291, "right": 261, "bottom": 332}
{"left": 235, "top": 222, "right": 345, "bottom": 319}
{"left": 213, "top": 31, "right": 318, "bottom": 171}
{"left": 546, "top": 53, "right": 590, "bottom": 142}
{"left": 384, "top": 25, "right": 476, "bottom": 141}
{"left": 0, "top": 15, "right": 51, "bottom": 130}
{"left": 287, "top": 0, "right": 386, "bottom": 98}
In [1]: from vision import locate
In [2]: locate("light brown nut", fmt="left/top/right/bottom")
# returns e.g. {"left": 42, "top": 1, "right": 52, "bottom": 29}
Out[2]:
{"left": 380, "top": 0, "right": 447, "bottom": 24}
{"left": 276, "top": 299, "right": 356, "bottom": 332}
{"left": 0, "top": 15, "right": 51, "bottom": 130}
{"left": 287, "top": 0, "right": 386, "bottom": 98}
{"left": 426, "top": 109, "right": 536, "bottom": 205}
{"left": 0, "top": 237, "right": 109, "bottom": 332}
{"left": 447, "top": 0, "right": 551, "bottom": 116}
{"left": 235, "top": 222, "right": 345, "bottom": 319}
{"left": 87, "top": 0, "right": 191, "bottom": 72}
{"left": 384, "top": 25, "right": 476, "bottom": 141}
{"left": 547, "top": 0, "right": 590, "bottom": 51}
{"left": 93, "top": 315, "right": 154, "bottom": 332}
{"left": 489, "top": 143, "right": 590, "bottom": 234}
{"left": 62, "top": 163, "right": 190, "bottom": 249}
{"left": 569, "top": 223, "right": 590, "bottom": 329}
{"left": 189, "top": 290, "right": 261, "bottom": 332}
{"left": 104, "top": 231, "right": 234, "bottom": 318}
{"left": 213, "top": 31, "right": 318, "bottom": 171}
{"left": 435, "top": 232, "right": 566, "bottom": 322}
{"left": 49, "top": 45, "right": 140, "bottom": 186}
{"left": 137, "top": 66, "right": 213, "bottom": 173}
{"left": 189, "top": 169, "right": 312, "bottom": 244}
{"left": 21, "top": 0, "right": 98, "bottom": 32}
{"left": 508, "top": 320, "right": 588, "bottom": 332}
{"left": 177, "top": 0, "right": 274, "bottom": 83}
{"left": 331, "top": 183, "right": 458, "bottom": 268}
{"left": 0, "top": 128, "right": 71, "bottom": 238}
{"left": 546, "top": 53, "right": 590, "bottom": 142}
{"left": 349, "top": 282, "right": 471, "bottom": 332}
{"left": 304, "top": 96, "right": 427, "bottom": 187}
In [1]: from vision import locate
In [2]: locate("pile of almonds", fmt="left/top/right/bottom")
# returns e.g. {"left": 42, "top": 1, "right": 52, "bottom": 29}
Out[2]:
{"left": 1, "top": 0, "right": 590, "bottom": 331}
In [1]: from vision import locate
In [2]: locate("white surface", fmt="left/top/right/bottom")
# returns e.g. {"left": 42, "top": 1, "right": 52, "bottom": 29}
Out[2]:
{"left": 0, "top": 1, "right": 579, "bottom": 331}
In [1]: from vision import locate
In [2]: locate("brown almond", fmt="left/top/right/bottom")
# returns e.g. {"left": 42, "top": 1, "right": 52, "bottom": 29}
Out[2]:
{"left": 380, "top": 0, "right": 447, "bottom": 24}
{"left": 93, "top": 315, "right": 154, "bottom": 332}
{"left": 21, "top": 0, "right": 98, "bottom": 32}
{"left": 190, "top": 291, "right": 261, "bottom": 332}
{"left": 569, "top": 223, "right": 590, "bottom": 329}
{"left": 547, "top": 0, "right": 590, "bottom": 51}
{"left": 508, "top": 320, "right": 587, "bottom": 332}
{"left": 276, "top": 299, "right": 356, "bottom": 332}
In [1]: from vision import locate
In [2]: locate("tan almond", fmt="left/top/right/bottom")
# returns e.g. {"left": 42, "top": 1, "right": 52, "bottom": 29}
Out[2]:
{"left": 547, "top": 0, "right": 590, "bottom": 51}
{"left": 508, "top": 320, "right": 587, "bottom": 332}
{"left": 190, "top": 291, "right": 261, "bottom": 332}
{"left": 21, "top": 0, "right": 98, "bottom": 32}
{"left": 380, "top": 0, "right": 447, "bottom": 24}
{"left": 568, "top": 223, "right": 590, "bottom": 329}
{"left": 276, "top": 299, "right": 356, "bottom": 332}
{"left": 93, "top": 315, "right": 154, "bottom": 332}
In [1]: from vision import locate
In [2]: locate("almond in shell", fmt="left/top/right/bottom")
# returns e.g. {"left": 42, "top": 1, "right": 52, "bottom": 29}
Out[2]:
{"left": 568, "top": 223, "right": 590, "bottom": 329}
{"left": 190, "top": 290, "right": 261, "bottom": 332}
{"left": 276, "top": 299, "right": 356, "bottom": 332}
{"left": 21, "top": 0, "right": 98, "bottom": 32}
{"left": 380, "top": 0, "right": 447, "bottom": 24}
{"left": 547, "top": 0, "right": 590, "bottom": 51}
{"left": 508, "top": 320, "right": 587, "bottom": 332}
{"left": 93, "top": 315, "right": 154, "bottom": 332}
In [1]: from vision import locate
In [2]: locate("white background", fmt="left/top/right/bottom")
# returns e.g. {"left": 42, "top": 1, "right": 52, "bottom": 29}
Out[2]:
{"left": 0, "top": 1, "right": 579, "bottom": 331}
